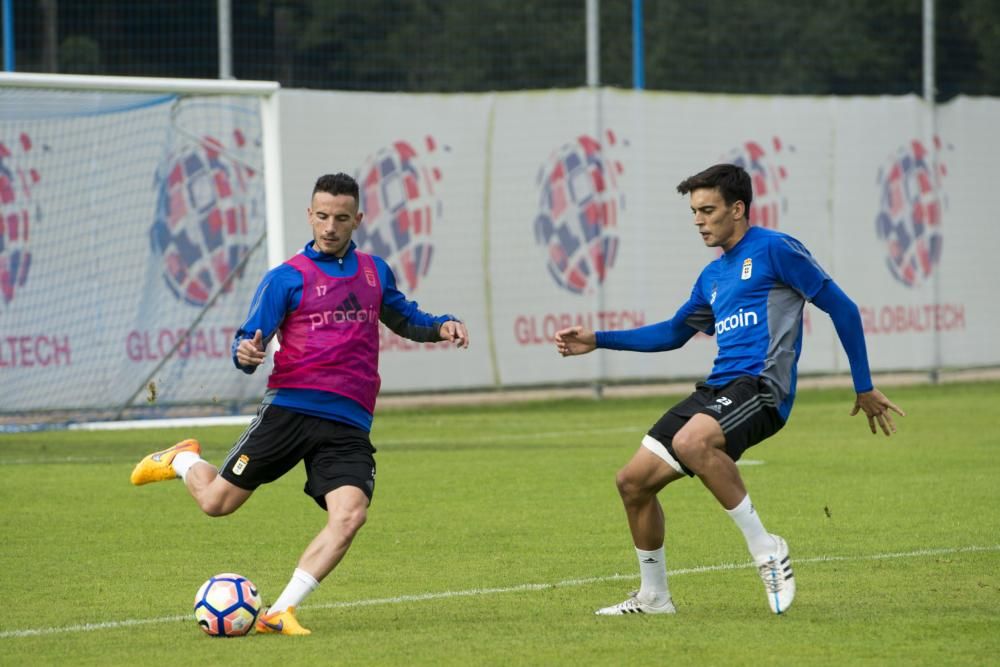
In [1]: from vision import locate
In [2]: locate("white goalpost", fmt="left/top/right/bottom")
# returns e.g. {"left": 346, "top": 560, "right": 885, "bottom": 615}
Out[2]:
{"left": 0, "top": 72, "right": 283, "bottom": 426}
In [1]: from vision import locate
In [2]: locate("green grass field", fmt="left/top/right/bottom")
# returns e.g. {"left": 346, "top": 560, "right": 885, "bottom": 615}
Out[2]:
{"left": 1, "top": 381, "right": 998, "bottom": 666}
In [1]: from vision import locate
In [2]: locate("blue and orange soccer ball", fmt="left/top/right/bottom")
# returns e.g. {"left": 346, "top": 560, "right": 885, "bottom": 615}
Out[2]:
{"left": 193, "top": 572, "right": 262, "bottom": 637}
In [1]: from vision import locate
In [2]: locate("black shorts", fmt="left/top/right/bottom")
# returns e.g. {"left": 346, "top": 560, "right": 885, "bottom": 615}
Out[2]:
{"left": 647, "top": 375, "right": 784, "bottom": 476}
{"left": 219, "top": 404, "right": 377, "bottom": 509}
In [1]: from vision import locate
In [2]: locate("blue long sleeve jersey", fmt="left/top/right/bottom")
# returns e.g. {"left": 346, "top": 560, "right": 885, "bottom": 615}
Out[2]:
{"left": 232, "top": 241, "right": 457, "bottom": 431}
{"left": 596, "top": 226, "right": 872, "bottom": 422}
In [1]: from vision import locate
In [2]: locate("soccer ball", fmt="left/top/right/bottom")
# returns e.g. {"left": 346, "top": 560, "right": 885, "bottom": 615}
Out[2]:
{"left": 193, "top": 573, "right": 262, "bottom": 637}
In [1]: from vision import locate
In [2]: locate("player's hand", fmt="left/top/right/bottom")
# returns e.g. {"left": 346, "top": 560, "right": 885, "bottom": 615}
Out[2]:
{"left": 236, "top": 329, "right": 267, "bottom": 367}
{"left": 555, "top": 326, "right": 597, "bottom": 357}
{"left": 851, "top": 388, "right": 905, "bottom": 436}
{"left": 439, "top": 321, "right": 469, "bottom": 348}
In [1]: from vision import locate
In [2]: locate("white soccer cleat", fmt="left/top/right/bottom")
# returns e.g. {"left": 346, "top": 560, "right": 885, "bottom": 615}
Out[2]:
{"left": 595, "top": 591, "right": 676, "bottom": 616}
{"left": 756, "top": 534, "right": 796, "bottom": 614}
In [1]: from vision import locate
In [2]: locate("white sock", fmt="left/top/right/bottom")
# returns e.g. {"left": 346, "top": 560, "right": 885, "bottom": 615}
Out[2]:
{"left": 636, "top": 546, "right": 671, "bottom": 603}
{"left": 172, "top": 451, "right": 203, "bottom": 481}
{"left": 725, "top": 494, "right": 777, "bottom": 560}
{"left": 269, "top": 568, "right": 320, "bottom": 613}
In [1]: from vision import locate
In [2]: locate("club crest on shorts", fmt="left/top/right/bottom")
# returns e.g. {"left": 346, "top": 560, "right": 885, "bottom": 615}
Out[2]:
{"left": 232, "top": 454, "right": 250, "bottom": 476}
{"left": 741, "top": 258, "right": 753, "bottom": 280}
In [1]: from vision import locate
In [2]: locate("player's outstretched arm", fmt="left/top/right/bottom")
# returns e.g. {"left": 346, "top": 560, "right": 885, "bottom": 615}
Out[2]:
{"left": 438, "top": 320, "right": 470, "bottom": 349}
{"left": 555, "top": 326, "right": 597, "bottom": 357}
{"left": 850, "top": 388, "right": 906, "bottom": 436}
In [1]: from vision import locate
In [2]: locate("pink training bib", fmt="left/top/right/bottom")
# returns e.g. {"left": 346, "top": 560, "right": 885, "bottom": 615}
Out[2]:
{"left": 268, "top": 252, "right": 383, "bottom": 412}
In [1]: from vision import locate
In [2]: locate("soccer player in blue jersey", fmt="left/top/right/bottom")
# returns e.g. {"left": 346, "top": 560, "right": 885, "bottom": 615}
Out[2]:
{"left": 555, "top": 163, "right": 904, "bottom": 616}
{"left": 130, "top": 173, "right": 469, "bottom": 634}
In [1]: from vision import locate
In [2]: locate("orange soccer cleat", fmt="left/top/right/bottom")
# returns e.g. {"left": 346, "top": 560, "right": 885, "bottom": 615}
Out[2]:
{"left": 255, "top": 606, "right": 312, "bottom": 636}
{"left": 129, "top": 438, "right": 201, "bottom": 486}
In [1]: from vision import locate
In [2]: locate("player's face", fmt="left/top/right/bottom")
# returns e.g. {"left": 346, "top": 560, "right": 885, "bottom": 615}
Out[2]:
{"left": 689, "top": 187, "right": 747, "bottom": 252}
{"left": 308, "top": 191, "right": 362, "bottom": 257}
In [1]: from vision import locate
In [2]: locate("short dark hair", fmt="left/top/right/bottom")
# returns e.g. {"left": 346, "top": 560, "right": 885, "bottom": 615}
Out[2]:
{"left": 312, "top": 173, "right": 360, "bottom": 204}
{"left": 676, "top": 164, "right": 753, "bottom": 221}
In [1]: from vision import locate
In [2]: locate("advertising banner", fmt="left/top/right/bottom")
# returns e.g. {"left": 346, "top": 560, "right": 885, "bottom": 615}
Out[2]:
{"left": 0, "top": 91, "right": 269, "bottom": 411}
{"left": 4, "top": 85, "right": 996, "bottom": 414}
{"left": 280, "top": 89, "right": 998, "bottom": 394}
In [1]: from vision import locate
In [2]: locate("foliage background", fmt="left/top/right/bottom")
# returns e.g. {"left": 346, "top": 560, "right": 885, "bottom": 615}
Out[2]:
{"left": 8, "top": 0, "right": 1000, "bottom": 99}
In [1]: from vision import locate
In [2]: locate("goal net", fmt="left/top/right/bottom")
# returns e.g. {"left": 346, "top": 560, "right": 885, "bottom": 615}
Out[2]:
{"left": 0, "top": 74, "right": 281, "bottom": 426}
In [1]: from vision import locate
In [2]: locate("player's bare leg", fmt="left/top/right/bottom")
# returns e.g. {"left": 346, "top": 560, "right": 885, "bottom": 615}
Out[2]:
{"left": 258, "top": 485, "right": 370, "bottom": 635}
{"left": 616, "top": 447, "right": 685, "bottom": 550}
{"left": 670, "top": 414, "right": 745, "bottom": 509}
{"left": 596, "top": 447, "right": 683, "bottom": 615}
{"left": 672, "top": 414, "right": 795, "bottom": 613}
{"left": 131, "top": 438, "right": 250, "bottom": 517}
{"left": 298, "top": 485, "right": 369, "bottom": 580}
{"left": 182, "top": 462, "right": 253, "bottom": 517}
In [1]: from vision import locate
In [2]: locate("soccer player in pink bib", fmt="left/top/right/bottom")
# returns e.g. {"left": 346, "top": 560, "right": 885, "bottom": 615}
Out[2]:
{"left": 131, "top": 173, "right": 469, "bottom": 635}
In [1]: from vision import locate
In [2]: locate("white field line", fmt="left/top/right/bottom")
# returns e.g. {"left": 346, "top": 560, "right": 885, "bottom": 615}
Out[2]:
{"left": 0, "top": 426, "right": 645, "bottom": 466}
{"left": 0, "top": 456, "right": 125, "bottom": 466}
{"left": 382, "top": 425, "right": 641, "bottom": 445}
{"left": 2, "top": 544, "right": 997, "bottom": 639}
